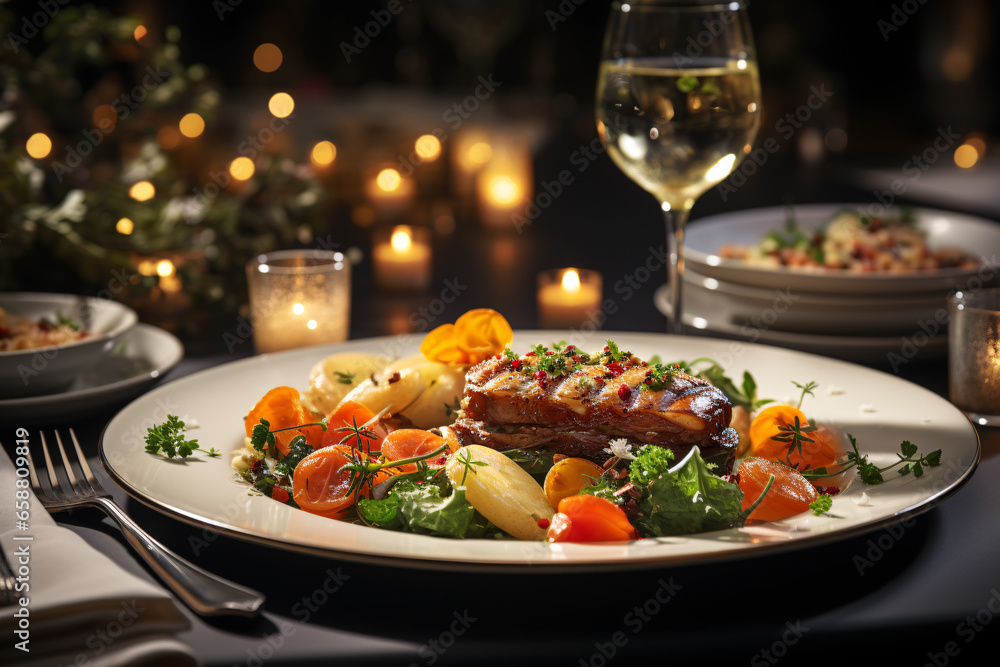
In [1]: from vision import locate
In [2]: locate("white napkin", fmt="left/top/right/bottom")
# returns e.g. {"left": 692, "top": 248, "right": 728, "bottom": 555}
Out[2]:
{"left": 0, "top": 441, "right": 198, "bottom": 666}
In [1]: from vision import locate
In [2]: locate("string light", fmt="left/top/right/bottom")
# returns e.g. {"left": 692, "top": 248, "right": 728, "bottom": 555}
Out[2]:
{"left": 253, "top": 43, "right": 283, "bottom": 72}
{"left": 25, "top": 133, "right": 51, "bottom": 159}
{"left": 129, "top": 181, "right": 155, "bottom": 201}
{"left": 311, "top": 141, "right": 337, "bottom": 165}
{"left": 156, "top": 259, "right": 175, "bottom": 277}
{"left": 268, "top": 92, "right": 294, "bottom": 118}
{"left": 179, "top": 113, "right": 205, "bottom": 138}
{"left": 229, "top": 157, "right": 255, "bottom": 180}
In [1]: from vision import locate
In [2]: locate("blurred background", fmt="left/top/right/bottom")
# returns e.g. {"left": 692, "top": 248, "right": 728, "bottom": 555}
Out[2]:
{"left": 1, "top": 0, "right": 997, "bottom": 345}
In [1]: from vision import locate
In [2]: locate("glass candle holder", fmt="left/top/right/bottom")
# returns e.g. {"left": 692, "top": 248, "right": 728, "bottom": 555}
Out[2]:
{"left": 246, "top": 250, "right": 351, "bottom": 354}
{"left": 372, "top": 225, "right": 432, "bottom": 292}
{"left": 537, "top": 268, "right": 603, "bottom": 329}
{"left": 949, "top": 288, "right": 1000, "bottom": 426}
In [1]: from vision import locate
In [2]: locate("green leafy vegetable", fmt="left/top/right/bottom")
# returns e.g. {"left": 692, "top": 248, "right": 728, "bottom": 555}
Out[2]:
{"left": 628, "top": 444, "right": 675, "bottom": 486}
{"left": 374, "top": 481, "right": 497, "bottom": 539}
{"left": 636, "top": 448, "right": 745, "bottom": 537}
{"left": 273, "top": 435, "right": 313, "bottom": 478}
{"left": 357, "top": 494, "right": 402, "bottom": 530}
{"left": 809, "top": 494, "right": 833, "bottom": 516}
{"left": 144, "top": 415, "right": 201, "bottom": 458}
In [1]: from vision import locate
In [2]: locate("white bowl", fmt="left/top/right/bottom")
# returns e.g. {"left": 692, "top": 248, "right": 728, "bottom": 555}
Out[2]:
{"left": 683, "top": 269, "right": 950, "bottom": 335}
{"left": 0, "top": 293, "right": 138, "bottom": 398}
{"left": 685, "top": 204, "right": 1000, "bottom": 294}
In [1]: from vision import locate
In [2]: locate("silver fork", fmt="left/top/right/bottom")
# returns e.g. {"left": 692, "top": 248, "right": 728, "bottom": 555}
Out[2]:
{"left": 29, "top": 430, "right": 264, "bottom": 617}
{"left": 0, "top": 546, "right": 15, "bottom": 606}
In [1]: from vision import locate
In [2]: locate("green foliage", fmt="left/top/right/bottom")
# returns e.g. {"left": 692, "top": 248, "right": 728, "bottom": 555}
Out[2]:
{"left": 628, "top": 444, "right": 675, "bottom": 487}
{"left": 144, "top": 415, "right": 200, "bottom": 458}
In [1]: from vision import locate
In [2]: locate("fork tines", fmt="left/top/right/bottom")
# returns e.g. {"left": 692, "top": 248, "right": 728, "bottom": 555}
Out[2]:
{"left": 31, "top": 430, "right": 104, "bottom": 509}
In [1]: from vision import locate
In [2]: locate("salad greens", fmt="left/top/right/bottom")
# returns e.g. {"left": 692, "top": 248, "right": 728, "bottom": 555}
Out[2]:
{"left": 358, "top": 480, "right": 499, "bottom": 539}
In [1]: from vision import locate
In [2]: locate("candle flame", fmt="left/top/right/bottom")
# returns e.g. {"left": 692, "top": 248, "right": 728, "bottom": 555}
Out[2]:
{"left": 377, "top": 168, "right": 402, "bottom": 192}
{"left": 562, "top": 269, "right": 581, "bottom": 293}
{"left": 489, "top": 176, "right": 518, "bottom": 205}
{"left": 292, "top": 302, "right": 305, "bottom": 315}
{"left": 391, "top": 227, "right": 413, "bottom": 252}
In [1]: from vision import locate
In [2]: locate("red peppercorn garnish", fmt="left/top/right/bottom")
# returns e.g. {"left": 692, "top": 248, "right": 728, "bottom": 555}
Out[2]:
{"left": 644, "top": 377, "right": 652, "bottom": 385}
{"left": 814, "top": 485, "right": 842, "bottom": 495}
{"left": 525, "top": 351, "right": 536, "bottom": 357}
{"left": 251, "top": 459, "right": 263, "bottom": 472}
{"left": 573, "top": 354, "right": 582, "bottom": 363}
{"left": 271, "top": 487, "right": 289, "bottom": 503}
{"left": 641, "top": 361, "right": 647, "bottom": 367}
{"left": 511, "top": 359, "right": 522, "bottom": 369}
{"left": 495, "top": 353, "right": 502, "bottom": 360}
{"left": 603, "top": 346, "right": 610, "bottom": 352}
{"left": 618, "top": 384, "right": 631, "bottom": 400}
{"left": 537, "top": 518, "right": 550, "bottom": 529}
{"left": 573, "top": 370, "right": 583, "bottom": 376}
{"left": 534, "top": 370, "right": 547, "bottom": 380}
{"left": 606, "top": 361, "right": 624, "bottom": 376}
{"left": 595, "top": 377, "right": 605, "bottom": 387}
{"left": 545, "top": 350, "right": 555, "bottom": 356}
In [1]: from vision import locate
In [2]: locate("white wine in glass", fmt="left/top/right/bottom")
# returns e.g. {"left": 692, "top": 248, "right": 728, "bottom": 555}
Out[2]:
{"left": 596, "top": 2, "right": 762, "bottom": 332}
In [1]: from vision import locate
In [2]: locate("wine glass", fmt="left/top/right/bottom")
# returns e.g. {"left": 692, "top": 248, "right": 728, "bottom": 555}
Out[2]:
{"left": 596, "top": 1, "right": 762, "bottom": 333}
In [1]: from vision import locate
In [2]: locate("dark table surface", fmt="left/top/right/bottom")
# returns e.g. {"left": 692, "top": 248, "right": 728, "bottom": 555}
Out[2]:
{"left": 6, "top": 150, "right": 1000, "bottom": 665}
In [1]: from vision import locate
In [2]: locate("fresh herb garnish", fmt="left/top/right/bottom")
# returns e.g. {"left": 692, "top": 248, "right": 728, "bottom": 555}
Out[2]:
{"left": 801, "top": 433, "right": 943, "bottom": 485}
{"left": 455, "top": 448, "right": 487, "bottom": 484}
{"left": 792, "top": 380, "right": 818, "bottom": 409}
{"left": 144, "top": 415, "right": 200, "bottom": 458}
{"left": 333, "top": 371, "right": 355, "bottom": 385}
{"left": 809, "top": 494, "right": 833, "bottom": 516}
{"left": 250, "top": 416, "right": 328, "bottom": 458}
{"left": 640, "top": 363, "right": 680, "bottom": 392}
{"left": 771, "top": 414, "right": 818, "bottom": 468}
{"left": 628, "top": 444, "right": 675, "bottom": 486}
{"left": 206, "top": 448, "right": 221, "bottom": 458}
{"left": 55, "top": 312, "right": 81, "bottom": 331}
{"left": 670, "top": 358, "right": 773, "bottom": 411}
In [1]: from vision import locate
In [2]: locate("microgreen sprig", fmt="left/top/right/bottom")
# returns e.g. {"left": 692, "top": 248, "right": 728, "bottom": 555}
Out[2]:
{"left": 342, "top": 442, "right": 450, "bottom": 499}
{"left": 250, "top": 417, "right": 328, "bottom": 458}
{"left": 792, "top": 380, "right": 818, "bottom": 410}
{"left": 455, "top": 448, "right": 488, "bottom": 485}
{"left": 800, "top": 434, "right": 942, "bottom": 485}
{"left": 771, "top": 415, "right": 817, "bottom": 468}
{"left": 144, "top": 415, "right": 201, "bottom": 458}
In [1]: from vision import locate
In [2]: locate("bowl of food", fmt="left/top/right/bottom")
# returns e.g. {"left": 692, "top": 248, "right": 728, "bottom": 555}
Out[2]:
{"left": 0, "top": 293, "right": 138, "bottom": 397}
{"left": 685, "top": 204, "right": 999, "bottom": 294}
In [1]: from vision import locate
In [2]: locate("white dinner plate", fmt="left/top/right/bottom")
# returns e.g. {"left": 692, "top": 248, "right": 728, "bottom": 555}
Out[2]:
{"left": 0, "top": 324, "right": 184, "bottom": 422}
{"left": 656, "top": 284, "right": 947, "bottom": 363}
{"left": 685, "top": 204, "right": 1000, "bottom": 294}
{"left": 100, "top": 332, "right": 979, "bottom": 571}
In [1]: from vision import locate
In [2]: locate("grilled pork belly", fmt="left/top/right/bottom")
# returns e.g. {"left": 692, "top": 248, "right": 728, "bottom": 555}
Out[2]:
{"left": 453, "top": 349, "right": 738, "bottom": 472}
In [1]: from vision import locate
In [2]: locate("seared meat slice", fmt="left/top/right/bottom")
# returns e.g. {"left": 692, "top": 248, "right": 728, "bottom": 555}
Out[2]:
{"left": 455, "top": 352, "right": 738, "bottom": 472}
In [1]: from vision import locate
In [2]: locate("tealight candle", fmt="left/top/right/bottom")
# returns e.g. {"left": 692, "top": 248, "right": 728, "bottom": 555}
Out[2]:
{"left": 537, "top": 268, "right": 603, "bottom": 329}
{"left": 372, "top": 225, "right": 432, "bottom": 292}
{"left": 365, "top": 167, "right": 415, "bottom": 214}
{"left": 476, "top": 141, "right": 533, "bottom": 231}
{"left": 246, "top": 250, "right": 351, "bottom": 353}
{"left": 949, "top": 288, "right": 1000, "bottom": 426}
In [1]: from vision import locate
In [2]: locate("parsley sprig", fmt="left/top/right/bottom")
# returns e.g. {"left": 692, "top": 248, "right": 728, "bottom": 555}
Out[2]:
{"left": 801, "top": 434, "right": 942, "bottom": 485}
{"left": 250, "top": 417, "right": 328, "bottom": 458}
{"left": 144, "top": 415, "right": 201, "bottom": 458}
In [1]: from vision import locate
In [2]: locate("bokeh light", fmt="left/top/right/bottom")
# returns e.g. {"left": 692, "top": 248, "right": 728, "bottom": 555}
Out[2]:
{"left": 157, "top": 125, "right": 181, "bottom": 150}
{"left": 179, "top": 113, "right": 205, "bottom": 138}
{"left": 133, "top": 25, "right": 147, "bottom": 42}
{"left": 156, "top": 259, "right": 175, "bottom": 277}
{"left": 311, "top": 141, "right": 337, "bottom": 166}
{"left": 116, "top": 218, "right": 134, "bottom": 235}
{"left": 488, "top": 176, "right": 518, "bottom": 205}
{"left": 92, "top": 105, "right": 117, "bottom": 130}
{"left": 415, "top": 134, "right": 442, "bottom": 161}
{"left": 129, "top": 181, "right": 155, "bottom": 201}
{"left": 253, "top": 43, "right": 283, "bottom": 72}
{"left": 376, "top": 168, "right": 402, "bottom": 192}
{"left": 26, "top": 133, "right": 52, "bottom": 159}
{"left": 268, "top": 92, "right": 294, "bottom": 118}
{"left": 954, "top": 144, "right": 978, "bottom": 169}
{"left": 229, "top": 157, "right": 256, "bottom": 180}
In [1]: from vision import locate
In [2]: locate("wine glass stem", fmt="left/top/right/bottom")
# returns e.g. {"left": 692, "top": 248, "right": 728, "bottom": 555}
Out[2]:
{"left": 663, "top": 207, "right": 691, "bottom": 335}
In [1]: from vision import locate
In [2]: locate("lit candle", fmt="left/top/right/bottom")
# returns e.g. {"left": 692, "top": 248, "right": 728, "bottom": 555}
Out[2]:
{"left": 949, "top": 289, "right": 1000, "bottom": 425}
{"left": 537, "top": 268, "right": 603, "bottom": 329}
{"left": 365, "top": 167, "right": 415, "bottom": 214}
{"left": 246, "top": 250, "right": 351, "bottom": 354}
{"left": 451, "top": 130, "right": 493, "bottom": 198}
{"left": 476, "top": 141, "right": 533, "bottom": 231}
{"left": 372, "top": 225, "right": 432, "bottom": 292}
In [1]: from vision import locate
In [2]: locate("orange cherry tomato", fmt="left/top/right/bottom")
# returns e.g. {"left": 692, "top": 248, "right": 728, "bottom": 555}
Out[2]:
{"left": 738, "top": 457, "right": 817, "bottom": 522}
{"left": 546, "top": 494, "right": 637, "bottom": 543}
{"left": 246, "top": 387, "right": 323, "bottom": 456}
{"left": 749, "top": 405, "right": 844, "bottom": 473}
{"left": 543, "top": 458, "right": 605, "bottom": 509}
{"left": 380, "top": 429, "right": 448, "bottom": 473}
{"left": 291, "top": 445, "right": 387, "bottom": 518}
{"left": 321, "top": 400, "right": 386, "bottom": 453}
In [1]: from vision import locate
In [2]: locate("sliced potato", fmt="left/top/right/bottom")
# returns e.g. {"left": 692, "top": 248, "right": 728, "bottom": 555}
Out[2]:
{"left": 340, "top": 367, "right": 424, "bottom": 417}
{"left": 302, "top": 353, "right": 387, "bottom": 416}
{"left": 445, "top": 445, "right": 553, "bottom": 540}
{"left": 402, "top": 365, "right": 467, "bottom": 428}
